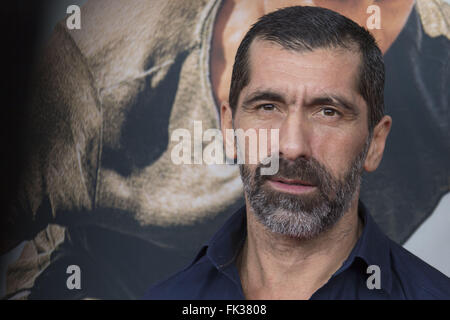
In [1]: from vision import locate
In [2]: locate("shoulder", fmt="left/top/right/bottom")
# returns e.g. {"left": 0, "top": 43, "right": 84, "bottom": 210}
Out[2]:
{"left": 388, "top": 239, "right": 450, "bottom": 299}
{"left": 67, "top": 0, "right": 210, "bottom": 60}
{"left": 142, "top": 248, "right": 214, "bottom": 300}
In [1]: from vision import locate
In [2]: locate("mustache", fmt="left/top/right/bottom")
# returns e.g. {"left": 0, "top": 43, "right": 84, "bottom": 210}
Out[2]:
{"left": 256, "top": 156, "right": 333, "bottom": 189}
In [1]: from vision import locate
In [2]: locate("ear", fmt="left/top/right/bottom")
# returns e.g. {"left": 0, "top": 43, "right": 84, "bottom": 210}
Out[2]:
{"left": 221, "top": 101, "right": 237, "bottom": 160}
{"left": 364, "top": 115, "right": 392, "bottom": 172}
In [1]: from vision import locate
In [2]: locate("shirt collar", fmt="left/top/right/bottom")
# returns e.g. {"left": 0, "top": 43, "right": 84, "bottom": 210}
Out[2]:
{"left": 206, "top": 206, "right": 247, "bottom": 270}
{"left": 203, "top": 201, "right": 393, "bottom": 294}
{"left": 334, "top": 201, "right": 393, "bottom": 294}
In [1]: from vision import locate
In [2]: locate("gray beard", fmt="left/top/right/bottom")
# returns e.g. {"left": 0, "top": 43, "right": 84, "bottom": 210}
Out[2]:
{"left": 239, "top": 138, "right": 370, "bottom": 240}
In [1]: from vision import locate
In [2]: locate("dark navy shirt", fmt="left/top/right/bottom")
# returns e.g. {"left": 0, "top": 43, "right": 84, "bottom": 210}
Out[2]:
{"left": 144, "top": 202, "right": 450, "bottom": 299}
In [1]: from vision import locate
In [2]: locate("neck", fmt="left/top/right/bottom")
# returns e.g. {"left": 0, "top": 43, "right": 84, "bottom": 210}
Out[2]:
{"left": 237, "top": 197, "right": 363, "bottom": 300}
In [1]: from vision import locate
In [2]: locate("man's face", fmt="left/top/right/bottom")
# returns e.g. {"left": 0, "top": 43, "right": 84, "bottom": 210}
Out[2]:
{"left": 229, "top": 39, "right": 372, "bottom": 239}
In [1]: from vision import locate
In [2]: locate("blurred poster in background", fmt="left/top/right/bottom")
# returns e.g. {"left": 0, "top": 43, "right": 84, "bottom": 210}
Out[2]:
{"left": 1, "top": 0, "right": 449, "bottom": 299}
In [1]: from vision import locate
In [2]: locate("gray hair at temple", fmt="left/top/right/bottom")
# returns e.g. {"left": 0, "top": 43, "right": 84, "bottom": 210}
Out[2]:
{"left": 229, "top": 6, "right": 385, "bottom": 132}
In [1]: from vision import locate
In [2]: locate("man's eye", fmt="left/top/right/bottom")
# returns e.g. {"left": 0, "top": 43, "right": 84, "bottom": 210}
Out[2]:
{"left": 320, "top": 108, "right": 339, "bottom": 117}
{"left": 258, "top": 104, "right": 276, "bottom": 111}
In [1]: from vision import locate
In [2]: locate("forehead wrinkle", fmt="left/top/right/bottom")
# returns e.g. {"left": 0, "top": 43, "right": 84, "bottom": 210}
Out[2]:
{"left": 246, "top": 40, "right": 363, "bottom": 110}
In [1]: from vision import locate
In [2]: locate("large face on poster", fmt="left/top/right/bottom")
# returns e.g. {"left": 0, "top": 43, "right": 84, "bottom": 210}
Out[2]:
{"left": 2, "top": 0, "right": 449, "bottom": 299}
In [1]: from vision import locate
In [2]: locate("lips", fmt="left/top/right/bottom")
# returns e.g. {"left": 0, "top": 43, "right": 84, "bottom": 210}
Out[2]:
{"left": 271, "top": 177, "right": 315, "bottom": 187}
{"left": 267, "top": 177, "right": 316, "bottom": 194}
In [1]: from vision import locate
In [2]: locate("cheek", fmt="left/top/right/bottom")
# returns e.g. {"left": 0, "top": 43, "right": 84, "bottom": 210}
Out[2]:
{"left": 311, "top": 128, "right": 365, "bottom": 178}
{"left": 235, "top": 116, "right": 281, "bottom": 163}
{"left": 240, "top": 163, "right": 260, "bottom": 185}
{"left": 235, "top": 129, "right": 275, "bottom": 165}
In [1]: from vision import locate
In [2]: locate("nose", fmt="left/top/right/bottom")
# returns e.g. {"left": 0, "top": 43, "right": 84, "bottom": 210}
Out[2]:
{"left": 278, "top": 111, "right": 312, "bottom": 161}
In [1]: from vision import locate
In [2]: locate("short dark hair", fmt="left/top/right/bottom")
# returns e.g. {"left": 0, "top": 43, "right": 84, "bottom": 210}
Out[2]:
{"left": 229, "top": 6, "right": 385, "bottom": 132}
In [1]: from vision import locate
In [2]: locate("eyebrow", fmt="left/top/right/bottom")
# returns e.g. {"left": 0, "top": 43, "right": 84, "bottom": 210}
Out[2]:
{"left": 242, "top": 90, "right": 286, "bottom": 107}
{"left": 242, "top": 90, "right": 360, "bottom": 114}
{"left": 308, "top": 95, "right": 359, "bottom": 114}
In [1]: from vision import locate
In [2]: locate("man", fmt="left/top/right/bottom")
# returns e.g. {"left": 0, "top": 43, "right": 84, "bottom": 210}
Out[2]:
{"left": 3, "top": 0, "right": 448, "bottom": 299}
{"left": 144, "top": 6, "right": 450, "bottom": 300}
